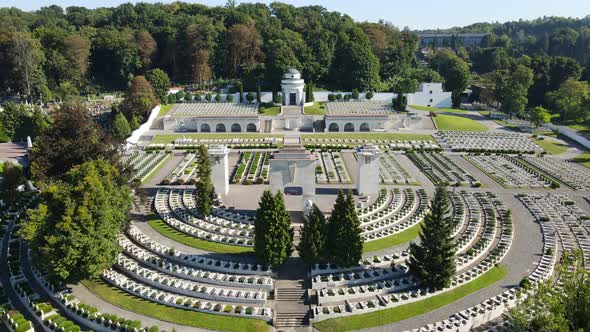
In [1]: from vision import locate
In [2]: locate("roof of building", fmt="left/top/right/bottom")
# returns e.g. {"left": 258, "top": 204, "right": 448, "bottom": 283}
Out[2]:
{"left": 286, "top": 68, "right": 300, "bottom": 75}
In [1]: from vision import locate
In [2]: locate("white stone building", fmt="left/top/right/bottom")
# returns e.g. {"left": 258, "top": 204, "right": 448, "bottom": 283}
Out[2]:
{"left": 281, "top": 68, "right": 304, "bottom": 106}
{"left": 406, "top": 83, "right": 452, "bottom": 108}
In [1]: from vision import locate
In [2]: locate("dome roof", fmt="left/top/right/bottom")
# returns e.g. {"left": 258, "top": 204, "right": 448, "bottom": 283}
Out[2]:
{"left": 286, "top": 68, "right": 300, "bottom": 75}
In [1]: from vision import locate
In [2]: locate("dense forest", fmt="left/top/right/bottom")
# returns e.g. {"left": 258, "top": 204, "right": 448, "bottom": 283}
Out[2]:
{"left": 0, "top": 1, "right": 430, "bottom": 99}
{"left": 0, "top": 2, "right": 590, "bottom": 123}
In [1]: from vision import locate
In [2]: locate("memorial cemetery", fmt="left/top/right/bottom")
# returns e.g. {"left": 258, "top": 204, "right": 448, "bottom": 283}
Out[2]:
{"left": 2, "top": 3, "right": 590, "bottom": 332}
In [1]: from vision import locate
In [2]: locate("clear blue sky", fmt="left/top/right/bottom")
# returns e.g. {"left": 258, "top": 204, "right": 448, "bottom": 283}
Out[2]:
{"left": 3, "top": 0, "right": 590, "bottom": 30}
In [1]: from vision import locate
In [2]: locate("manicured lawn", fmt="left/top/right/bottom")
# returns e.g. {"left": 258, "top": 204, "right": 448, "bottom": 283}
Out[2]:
{"left": 567, "top": 123, "right": 590, "bottom": 135}
{"left": 410, "top": 105, "right": 471, "bottom": 114}
{"left": 304, "top": 102, "right": 327, "bottom": 115}
{"left": 152, "top": 133, "right": 284, "bottom": 144}
{"left": 363, "top": 221, "right": 423, "bottom": 253}
{"left": 574, "top": 152, "right": 590, "bottom": 168}
{"left": 141, "top": 154, "right": 171, "bottom": 185}
{"left": 533, "top": 138, "right": 568, "bottom": 155}
{"left": 158, "top": 104, "right": 174, "bottom": 117}
{"left": 434, "top": 114, "right": 488, "bottom": 131}
{"left": 147, "top": 215, "right": 253, "bottom": 254}
{"left": 301, "top": 133, "right": 435, "bottom": 142}
{"left": 259, "top": 103, "right": 281, "bottom": 115}
{"left": 82, "top": 279, "right": 270, "bottom": 332}
{"left": 314, "top": 265, "right": 508, "bottom": 332}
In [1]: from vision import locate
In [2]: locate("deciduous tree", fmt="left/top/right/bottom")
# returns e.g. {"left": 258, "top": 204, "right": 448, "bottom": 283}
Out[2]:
{"left": 20, "top": 159, "right": 132, "bottom": 283}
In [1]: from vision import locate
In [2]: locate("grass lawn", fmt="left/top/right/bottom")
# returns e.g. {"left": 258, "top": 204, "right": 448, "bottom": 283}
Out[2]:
{"left": 304, "top": 102, "right": 327, "bottom": 115}
{"left": 141, "top": 154, "right": 171, "bottom": 185}
{"left": 363, "top": 221, "right": 423, "bottom": 253}
{"left": 158, "top": 104, "right": 174, "bottom": 117}
{"left": 409, "top": 105, "right": 471, "bottom": 114}
{"left": 533, "top": 138, "right": 568, "bottom": 155}
{"left": 259, "top": 103, "right": 281, "bottom": 115}
{"left": 82, "top": 279, "right": 270, "bottom": 332}
{"left": 314, "top": 265, "right": 508, "bottom": 332}
{"left": 152, "top": 133, "right": 284, "bottom": 144}
{"left": 147, "top": 215, "right": 254, "bottom": 254}
{"left": 574, "top": 152, "right": 590, "bottom": 168}
{"left": 301, "top": 133, "right": 435, "bottom": 142}
{"left": 434, "top": 114, "right": 488, "bottom": 131}
{"left": 567, "top": 122, "right": 590, "bottom": 135}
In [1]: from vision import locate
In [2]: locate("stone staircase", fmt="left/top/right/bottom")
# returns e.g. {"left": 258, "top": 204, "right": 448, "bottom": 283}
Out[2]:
{"left": 273, "top": 256, "right": 310, "bottom": 329}
{"left": 274, "top": 287, "right": 309, "bottom": 327}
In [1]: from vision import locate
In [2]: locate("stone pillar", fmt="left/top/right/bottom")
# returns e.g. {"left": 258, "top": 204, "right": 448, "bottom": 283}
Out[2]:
{"left": 209, "top": 145, "right": 230, "bottom": 195}
{"left": 357, "top": 144, "right": 381, "bottom": 196}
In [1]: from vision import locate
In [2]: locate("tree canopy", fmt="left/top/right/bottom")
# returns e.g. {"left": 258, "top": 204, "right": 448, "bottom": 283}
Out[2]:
{"left": 30, "top": 103, "right": 119, "bottom": 183}
{"left": 19, "top": 159, "right": 132, "bottom": 283}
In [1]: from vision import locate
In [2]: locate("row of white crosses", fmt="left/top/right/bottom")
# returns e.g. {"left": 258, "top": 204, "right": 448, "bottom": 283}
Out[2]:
{"left": 114, "top": 255, "right": 267, "bottom": 304}
{"left": 118, "top": 232, "right": 273, "bottom": 289}
{"left": 173, "top": 137, "right": 281, "bottom": 146}
{"left": 435, "top": 131, "right": 543, "bottom": 152}
{"left": 314, "top": 151, "right": 351, "bottom": 184}
{"left": 520, "top": 155, "right": 590, "bottom": 191}
{"left": 517, "top": 193, "right": 590, "bottom": 270}
{"left": 312, "top": 192, "right": 513, "bottom": 320}
{"left": 154, "top": 189, "right": 253, "bottom": 246}
{"left": 163, "top": 153, "right": 199, "bottom": 184}
{"left": 126, "top": 151, "right": 168, "bottom": 181}
{"left": 326, "top": 101, "right": 393, "bottom": 114}
{"left": 125, "top": 224, "right": 272, "bottom": 275}
{"left": 408, "top": 152, "right": 478, "bottom": 186}
{"left": 379, "top": 152, "right": 417, "bottom": 184}
{"left": 412, "top": 194, "right": 563, "bottom": 332}
{"left": 465, "top": 154, "right": 550, "bottom": 188}
{"left": 102, "top": 269, "right": 272, "bottom": 320}
{"left": 171, "top": 103, "right": 258, "bottom": 116}
{"left": 361, "top": 189, "right": 429, "bottom": 242}
{"left": 303, "top": 137, "right": 439, "bottom": 150}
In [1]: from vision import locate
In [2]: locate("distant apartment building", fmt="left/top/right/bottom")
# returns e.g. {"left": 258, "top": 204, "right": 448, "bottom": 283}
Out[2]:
{"left": 418, "top": 33, "right": 487, "bottom": 48}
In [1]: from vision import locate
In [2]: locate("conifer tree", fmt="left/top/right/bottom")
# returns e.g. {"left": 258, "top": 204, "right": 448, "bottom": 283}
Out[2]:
{"left": 327, "top": 190, "right": 363, "bottom": 267}
{"left": 195, "top": 145, "right": 213, "bottom": 216}
{"left": 239, "top": 84, "right": 244, "bottom": 103}
{"left": 255, "top": 190, "right": 293, "bottom": 266}
{"left": 298, "top": 203, "right": 327, "bottom": 265}
{"left": 408, "top": 186, "right": 456, "bottom": 290}
{"left": 256, "top": 85, "right": 261, "bottom": 103}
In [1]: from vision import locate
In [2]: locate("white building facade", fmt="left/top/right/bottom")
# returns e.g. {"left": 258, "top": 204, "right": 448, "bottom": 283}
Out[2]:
{"left": 406, "top": 83, "right": 452, "bottom": 108}
{"left": 281, "top": 68, "right": 305, "bottom": 106}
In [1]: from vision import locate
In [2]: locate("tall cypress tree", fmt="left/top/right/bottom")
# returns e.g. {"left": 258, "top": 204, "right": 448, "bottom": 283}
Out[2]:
{"left": 255, "top": 190, "right": 293, "bottom": 266}
{"left": 298, "top": 203, "right": 327, "bottom": 265}
{"left": 408, "top": 186, "right": 456, "bottom": 290}
{"left": 327, "top": 190, "right": 363, "bottom": 267}
{"left": 195, "top": 145, "right": 213, "bottom": 216}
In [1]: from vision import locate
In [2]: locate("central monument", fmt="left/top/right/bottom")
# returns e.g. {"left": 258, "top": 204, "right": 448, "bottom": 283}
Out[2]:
{"left": 281, "top": 68, "right": 304, "bottom": 106}
{"left": 356, "top": 144, "right": 381, "bottom": 196}
{"left": 269, "top": 143, "right": 316, "bottom": 208}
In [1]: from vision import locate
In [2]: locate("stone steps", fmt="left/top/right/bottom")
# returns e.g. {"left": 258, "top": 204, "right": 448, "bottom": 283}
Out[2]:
{"left": 276, "top": 288, "right": 306, "bottom": 303}
{"left": 274, "top": 312, "right": 309, "bottom": 327}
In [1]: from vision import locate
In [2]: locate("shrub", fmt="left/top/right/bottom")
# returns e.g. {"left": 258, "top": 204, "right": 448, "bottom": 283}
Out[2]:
{"left": 519, "top": 277, "right": 531, "bottom": 289}
{"left": 226, "top": 94, "right": 234, "bottom": 102}
{"left": 365, "top": 91, "right": 374, "bottom": 100}
{"left": 215, "top": 93, "right": 222, "bottom": 102}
